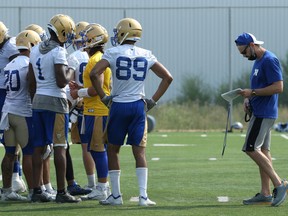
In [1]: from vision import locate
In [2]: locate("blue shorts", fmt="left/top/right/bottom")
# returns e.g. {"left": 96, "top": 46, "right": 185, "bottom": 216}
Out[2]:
{"left": 33, "top": 110, "right": 69, "bottom": 147}
{"left": 107, "top": 100, "right": 147, "bottom": 147}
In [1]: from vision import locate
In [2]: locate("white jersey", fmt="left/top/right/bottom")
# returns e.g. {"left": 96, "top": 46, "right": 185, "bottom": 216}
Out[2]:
{"left": 29, "top": 44, "right": 68, "bottom": 98}
{"left": 103, "top": 44, "right": 157, "bottom": 102}
{"left": 2, "top": 55, "right": 32, "bottom": 117}
{"left": 68, "top": 49, "right": 88, "bottom": 85}
{"left": 0, "top": 37, "right": 19, "bottom": 89}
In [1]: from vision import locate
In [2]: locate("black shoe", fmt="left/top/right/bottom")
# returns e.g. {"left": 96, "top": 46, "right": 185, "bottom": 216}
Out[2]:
{"left": 55, "top": 192, "right": 81, "bottom": 203}
{"left": 31, "top": 192, "right": 53, "bottom": 203}
{"left": 67, "top": 184, "right": 92, "bottom": 196}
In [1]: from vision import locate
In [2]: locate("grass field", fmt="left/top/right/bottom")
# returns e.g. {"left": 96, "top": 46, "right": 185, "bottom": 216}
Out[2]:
{"left": 1, "top": 131, "right": 288, "bottom": 216}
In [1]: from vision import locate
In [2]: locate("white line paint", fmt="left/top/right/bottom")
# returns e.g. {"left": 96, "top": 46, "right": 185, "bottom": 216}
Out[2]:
{"left": 209, "top": 158, "right": 217, "bottom": 161}
{"left": 129, "top": 196, "right": 139, "bottom": 202}
{"left": 217, "top": 196, "right": 229, "bottom": 202}
{"left": 151, "top": 158, "right": 160, "bottom": 161}
{"left": 280, "top": 134, "right": 288, "bottom": 140}
{"left": 201, "top": 134, "right": 207, "bottom": 137}
{"left": 153, "top": 144, "right": 192, "bottom": 147}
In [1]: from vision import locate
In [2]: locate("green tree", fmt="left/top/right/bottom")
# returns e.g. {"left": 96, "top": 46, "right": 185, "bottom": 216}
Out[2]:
{"left": 177, "top": 75, "right": 212, "bottom": 105}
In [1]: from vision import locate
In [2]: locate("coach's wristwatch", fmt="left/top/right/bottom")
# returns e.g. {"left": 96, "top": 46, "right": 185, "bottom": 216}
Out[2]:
{"left": 251, "top": 89, "right": 256, "bottom": 96}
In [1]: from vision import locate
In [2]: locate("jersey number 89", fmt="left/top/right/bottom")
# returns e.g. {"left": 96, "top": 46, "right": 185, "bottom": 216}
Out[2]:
{"left": 116, "top": 57, "right": 148, "bottom": 81}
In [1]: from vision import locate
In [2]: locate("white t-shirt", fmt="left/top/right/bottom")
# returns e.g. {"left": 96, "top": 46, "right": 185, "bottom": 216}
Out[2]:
{"left": 103, "top": 44, "right": 157, "bottom": 103}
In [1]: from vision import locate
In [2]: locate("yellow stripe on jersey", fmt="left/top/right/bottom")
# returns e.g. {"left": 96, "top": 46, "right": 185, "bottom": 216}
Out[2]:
{"left": 83, "top": 51, "right": 111, "bottom": 116}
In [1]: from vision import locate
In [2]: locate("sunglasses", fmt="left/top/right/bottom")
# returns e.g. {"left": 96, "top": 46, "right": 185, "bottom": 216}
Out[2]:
{"left": 241, "top": 45, "right": 249, "bottom": 55}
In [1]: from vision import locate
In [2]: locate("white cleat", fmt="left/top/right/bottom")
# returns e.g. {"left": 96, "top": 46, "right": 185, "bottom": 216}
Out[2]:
{"left": 99, "top": 194, "right": 123, "bottom": 205}
{"left": 81, "top": 186, "right": 108, "bottom": 201}
{"left": 1, "top": 191, "right": 27, "bottom": 201}
{"left": 139, "top": 196, "right": 156, "bottom": 206}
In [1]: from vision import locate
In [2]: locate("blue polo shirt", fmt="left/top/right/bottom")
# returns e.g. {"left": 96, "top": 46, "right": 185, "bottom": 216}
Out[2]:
{"left": 250, "top": 50, "right": 283, "bottom": 119}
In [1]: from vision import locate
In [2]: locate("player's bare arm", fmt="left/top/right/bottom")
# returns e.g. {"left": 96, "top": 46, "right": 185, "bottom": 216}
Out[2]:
{"left": 27, "top": 63, "right": 36, "bottom": 100}
{"left": 150, "top": 61, "right": 173, "bottom": 102}
{"left": 54, "top": 64, "right": 74, "bottom": 88}
{"left": 90, "top": 59, "right": 110, "bottom": 99}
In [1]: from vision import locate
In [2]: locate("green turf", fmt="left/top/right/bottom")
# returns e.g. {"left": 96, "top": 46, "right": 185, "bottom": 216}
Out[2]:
{"left": 1, "top": 131, "right": 288, "bottom": 215}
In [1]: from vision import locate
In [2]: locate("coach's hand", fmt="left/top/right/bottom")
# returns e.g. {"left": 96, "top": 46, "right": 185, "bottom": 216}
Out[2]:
{"left": 145, "top": 98, "right": 157, "bottom": 112}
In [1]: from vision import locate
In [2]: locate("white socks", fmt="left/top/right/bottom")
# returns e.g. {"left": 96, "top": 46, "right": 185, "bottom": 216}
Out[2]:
{"left": 136, "top": 167, "right": 148, "bottom": 198}
{"left": 109, "top": 170, "right": 121, "bottom": 197}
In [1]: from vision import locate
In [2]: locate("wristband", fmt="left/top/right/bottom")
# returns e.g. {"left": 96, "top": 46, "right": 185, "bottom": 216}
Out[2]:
{"left": 77, "top": 88, "right": 90, "bottom": 98}
{"left": 151, "top": 98, "right": 157, "bottom": 105}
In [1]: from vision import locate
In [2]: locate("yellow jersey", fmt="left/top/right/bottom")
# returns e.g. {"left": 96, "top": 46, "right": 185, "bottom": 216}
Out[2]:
{"left": 83, "top": 51, "right": 111, "bottom": 116}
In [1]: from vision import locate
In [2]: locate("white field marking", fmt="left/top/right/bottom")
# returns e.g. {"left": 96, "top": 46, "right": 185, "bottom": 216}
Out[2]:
{"left": 201, "top": 134, "right": 207, "bottom": 137}
{"left": 153, "top": 144, "right": 192, "bottom": 147}
{"left": 272, "top": 157, "right": 276, "bottom": 161}
{"left": 280, "top": 134, "right": 288, "bottom": 140}
{"left": 217, "top": 196, "right": 229, "bottom": 202}
{"left": 161, "top": 134, "right": 168, "bottom": 137}
{"left": 209, "top": 158, "right": 217, "bottom": 161}
{"left": 151, "top": 158, "right": 160, "bottom": 161}
{"left": 130, "top": 196, "right": 139, "bottom": 202}
{"left": 240, "top": 134, "right": 246, "bottom": 137}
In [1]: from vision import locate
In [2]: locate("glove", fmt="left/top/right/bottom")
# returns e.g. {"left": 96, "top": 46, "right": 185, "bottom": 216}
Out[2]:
{"left": 101, "top": 95, "right": 114, "bottom": 108}
{"left": 145, "top": 98, "right": 157, "bottom": 112}
{"left": 67, "top": 55, "right": 80, "bottom": 71}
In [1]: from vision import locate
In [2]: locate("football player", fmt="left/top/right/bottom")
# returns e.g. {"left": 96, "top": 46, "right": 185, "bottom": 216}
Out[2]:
{"left": 0, "top": 30, "right": 41, "bottom": 201}
{"left": 90, "top": 18, "right": 173, "bottom": 206}
{"left": 65, "top": 21, "right": 94, "bottom": 196}
{"left": 28, "top": 14, "right": 80, "bottom": 203}
{"left": 25, "top": 23, "right": 57, "bottom": 198}
{"left": 69, "top": 23, "right": 111, "bottom": 201}
{"left": 0, "top": 21, "right": 26, "bottom": 195}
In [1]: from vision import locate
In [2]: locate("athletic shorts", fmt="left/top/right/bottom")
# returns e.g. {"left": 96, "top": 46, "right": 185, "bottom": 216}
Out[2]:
{"left": 107, "top": 100, "right": 147, "bottom": 147}
{"left": 242, "top": 115, "right": 275, "bottom": 152}
{"left": 33, "top": 110, "right": 69, "bottom": 148}
{"left": 70, "top": 115, "right": 88, "bottom": 144}
{"left": 4, "top": 114, "right": 33, "bottom": 155}
{"left": 83, "top": 115, "right": 107, "bottom": 152}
